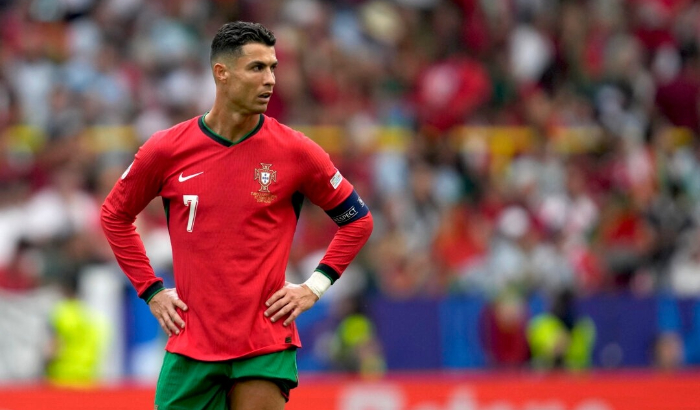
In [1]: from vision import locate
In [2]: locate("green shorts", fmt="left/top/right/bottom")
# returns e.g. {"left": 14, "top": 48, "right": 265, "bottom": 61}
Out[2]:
{"left": 154, "top": 349, "right": 298, "bottom": 410}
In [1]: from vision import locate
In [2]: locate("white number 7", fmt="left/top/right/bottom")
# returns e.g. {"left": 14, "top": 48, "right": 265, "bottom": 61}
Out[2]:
{"left": 183, "top": 195, "right": 199, "bottom": 232}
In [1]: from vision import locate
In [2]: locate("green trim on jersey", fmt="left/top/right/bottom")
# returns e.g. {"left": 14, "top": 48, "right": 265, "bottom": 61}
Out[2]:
{"left": 141, "top": 281, "right": 166, "bottom": 304}
{"left": 314, "top": 263, "right": 340, "bottom": 284}
{"left": 199, "top": 113, "right": 264, "bottom": 147}
{"left": 145, "top": 286, "right": 165, "bottom": 304}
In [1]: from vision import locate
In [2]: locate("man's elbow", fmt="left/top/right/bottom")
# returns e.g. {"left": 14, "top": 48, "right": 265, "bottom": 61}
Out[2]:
{"left": 100, "top": 202, "right": 128, "bottom": 232}
{"left": 358, "top": 211, "right": 374, "bottom": 240}
{"left": 100, "top": 202, "right": 112, "bottom": 228}
{"left": 365, "top": 211, "right": 374, "bottom": 236}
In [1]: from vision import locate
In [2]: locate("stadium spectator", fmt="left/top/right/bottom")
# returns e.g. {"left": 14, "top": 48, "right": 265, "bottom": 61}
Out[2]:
{"left": 45, "top": 270, "right": 109, "bottom": 387}
{"left": 527, "top": 289, "right": 596, "bottom": 370}
{"left": 479, "top": 290, "right": 530, "bottom": 368}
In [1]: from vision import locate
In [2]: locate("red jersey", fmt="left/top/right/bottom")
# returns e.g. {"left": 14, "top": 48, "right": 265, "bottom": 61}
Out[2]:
{"left": 102, "top": 114, "right": 363, "bottom": 361}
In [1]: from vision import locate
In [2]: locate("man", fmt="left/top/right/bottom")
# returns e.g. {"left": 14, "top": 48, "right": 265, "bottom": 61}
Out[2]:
{"left": 101, "top": 21, "right": 373, "bottom": 409}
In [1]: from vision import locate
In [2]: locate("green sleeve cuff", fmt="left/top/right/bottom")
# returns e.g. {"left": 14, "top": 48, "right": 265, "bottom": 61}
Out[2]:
{"left": 142, "top": 281, "right": 165, "bottom": 304}
{"left": 314, "top": 264, "right": 339, "bottom": 284}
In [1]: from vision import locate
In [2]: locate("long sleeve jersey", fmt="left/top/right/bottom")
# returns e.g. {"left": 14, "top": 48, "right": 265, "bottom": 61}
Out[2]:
{"left": 101, "top": 114, "right": 372, "bottom": 360}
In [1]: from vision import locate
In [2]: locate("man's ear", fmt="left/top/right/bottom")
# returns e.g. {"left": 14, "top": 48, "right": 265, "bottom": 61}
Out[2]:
{"left": 213, "top": 62, "right": 228, "bottom": 83}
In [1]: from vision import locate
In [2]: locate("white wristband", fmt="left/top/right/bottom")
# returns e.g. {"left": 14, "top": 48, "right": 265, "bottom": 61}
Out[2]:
{"left": 304, "top": 271, "right": 332, "bottom": 299}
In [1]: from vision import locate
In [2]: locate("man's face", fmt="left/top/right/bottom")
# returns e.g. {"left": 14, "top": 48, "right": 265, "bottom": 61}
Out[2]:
{"left": 220, "top": 43, "right": 277, "bottom": 115}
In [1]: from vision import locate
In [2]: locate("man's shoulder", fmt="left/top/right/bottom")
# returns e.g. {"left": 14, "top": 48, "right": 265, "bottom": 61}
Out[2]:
{"left": 138, "top": 116, "right": 201, "bottom": 161}
{"left": 262, "top": 116, "right": 342, "bottom": 172}
{"left": 263, "top": 115, "right": 324, "bottom": 157}
{"left": 263, "top": 115, "right": 306, "bottom": 141}
{"left": 151, "top": 116, "right": 200, "bottom": 142}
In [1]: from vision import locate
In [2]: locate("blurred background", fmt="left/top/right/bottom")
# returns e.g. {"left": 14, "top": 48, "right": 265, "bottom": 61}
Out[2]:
{"left": 0, "top": 0, "right": 699, "bottom": 408}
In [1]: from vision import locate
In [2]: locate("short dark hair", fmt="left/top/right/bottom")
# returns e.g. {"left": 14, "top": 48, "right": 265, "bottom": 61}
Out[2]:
{"left": 210, "top": 21, "right": 276, "bottom": 63}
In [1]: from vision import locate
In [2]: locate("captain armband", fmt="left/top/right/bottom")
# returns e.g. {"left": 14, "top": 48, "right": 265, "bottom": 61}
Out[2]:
{"left": 324, "top": 190, "right": 369, "bottom": 226}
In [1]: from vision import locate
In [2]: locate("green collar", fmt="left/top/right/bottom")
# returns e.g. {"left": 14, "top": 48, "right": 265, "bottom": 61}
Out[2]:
{"left": 198, "top": 113, "right": 264, "bottom": 147}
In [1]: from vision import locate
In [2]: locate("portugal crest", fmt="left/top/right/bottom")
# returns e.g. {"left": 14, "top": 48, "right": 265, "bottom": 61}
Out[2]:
{"left": 254, "top": 163, "right": 277, "bottom": 193}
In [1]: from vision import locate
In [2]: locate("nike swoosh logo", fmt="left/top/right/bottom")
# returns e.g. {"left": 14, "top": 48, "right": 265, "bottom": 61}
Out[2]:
{"left": 178, "top": 172, "right": 204, "bottom": 182}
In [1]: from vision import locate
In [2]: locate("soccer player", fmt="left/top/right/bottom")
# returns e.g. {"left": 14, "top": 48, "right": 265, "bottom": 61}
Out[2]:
{"left": 101, "top": 21, "right": 373, "bottom": 409}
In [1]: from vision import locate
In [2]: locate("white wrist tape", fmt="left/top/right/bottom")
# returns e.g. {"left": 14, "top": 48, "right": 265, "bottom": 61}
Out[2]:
{"left": 304, "top": 271, "right": 332, "bottom": 299}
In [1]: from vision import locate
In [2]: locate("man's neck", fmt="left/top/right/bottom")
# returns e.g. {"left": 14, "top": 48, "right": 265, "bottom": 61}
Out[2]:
{"left": 204, "top": 108, "right": 260, "bottom": 143}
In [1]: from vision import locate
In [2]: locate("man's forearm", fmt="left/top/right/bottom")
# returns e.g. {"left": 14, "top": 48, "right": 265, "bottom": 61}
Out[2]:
{"left": 101, "top": 203, "right": 162, "bottom": 300}
{"left": 316, "top": 212, "right": 374, "bottom": 285}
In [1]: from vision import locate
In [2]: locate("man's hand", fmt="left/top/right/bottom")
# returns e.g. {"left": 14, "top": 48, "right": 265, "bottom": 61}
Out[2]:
{"left": 149, "top": 288, "right": 188, "bottom": 336}
{"left": 264, "top": 282, "right": 319, "bottom": 326}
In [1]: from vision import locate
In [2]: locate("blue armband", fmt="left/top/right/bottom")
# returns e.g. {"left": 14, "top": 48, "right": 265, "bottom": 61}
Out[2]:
{"left": 325, "top": 190, "right": 369, "bottom": 226}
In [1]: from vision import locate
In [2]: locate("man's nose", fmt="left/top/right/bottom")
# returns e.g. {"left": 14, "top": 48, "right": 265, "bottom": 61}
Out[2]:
{"left": 264, "top": 68, "right": 275, "bottom": 86}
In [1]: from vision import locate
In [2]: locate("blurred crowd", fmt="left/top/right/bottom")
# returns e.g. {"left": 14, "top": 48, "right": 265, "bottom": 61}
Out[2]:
{"left": 0, "top": 0, "right": 699, "bottom": 378}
